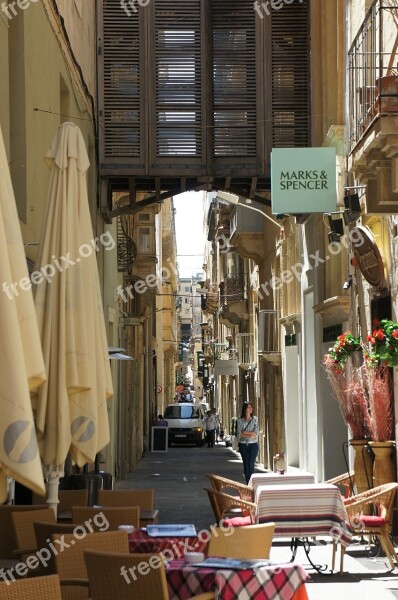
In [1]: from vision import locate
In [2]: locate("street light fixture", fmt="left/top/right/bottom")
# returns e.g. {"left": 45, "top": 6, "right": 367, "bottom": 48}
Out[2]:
{"left": 216, "top": 191, "right": 282, "bottom": 230}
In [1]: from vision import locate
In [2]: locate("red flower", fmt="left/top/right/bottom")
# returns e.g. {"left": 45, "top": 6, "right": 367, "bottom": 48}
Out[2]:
{"left": 392, "top": 330, "right": 398, "bottom": 339}
{"left": 375, "top": 329, "right": 385, "bottom": 341}
{"left": 367, "top": 335, "right": 373, "bottom": 342}
{"left": 373, "top": 319, "right": 380, "bottom": 327}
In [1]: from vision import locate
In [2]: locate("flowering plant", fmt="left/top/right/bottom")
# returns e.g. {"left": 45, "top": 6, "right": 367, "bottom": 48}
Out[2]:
{"left": 365, "top": 319, "right": 398, "bottom": 367}
{"left": 323, "top": 330, "right": 362, "bottom": 371}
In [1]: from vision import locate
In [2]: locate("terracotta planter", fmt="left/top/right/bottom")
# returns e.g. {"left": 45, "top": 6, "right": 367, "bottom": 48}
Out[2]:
{"left": 349, "top": 439, "right": 373, "bottom": 493}
{"left": 368, "top": 441, "right": 396, "bottom": 488}
{"left": 375, "top": 76, "right": 398, "bottom": 112}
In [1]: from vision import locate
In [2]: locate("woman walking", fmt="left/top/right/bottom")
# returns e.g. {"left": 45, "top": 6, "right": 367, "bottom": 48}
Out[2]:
{"left": 237, "top": 402, "right": 259, "bottom": 484}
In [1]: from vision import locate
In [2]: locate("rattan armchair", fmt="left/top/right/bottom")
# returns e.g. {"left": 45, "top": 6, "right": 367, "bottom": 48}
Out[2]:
{"left": 207, "top": 522, "right": 275, "bottom": 559}
{"left": 0, "top": 574, "right": 62, "bottom": 599}
{"left": 71, "top": 506, "right": 140, "bottom": 530}
{"left": 325, "top": 471, "right": 356, "bottom": 499}
{"left": 205, "top": 474, "right": 254, "bottom": 502}
{"left": 54, "top": 530, "right": 130, "bottom": 600}
{"left": 332, "top": 482, "right": 398, "bottom": 573}
{"left": 84, "top": 550, "right": 215, "bottom": 600}
{"left": 204, "top": 488, "right": 256, "bottom": 526}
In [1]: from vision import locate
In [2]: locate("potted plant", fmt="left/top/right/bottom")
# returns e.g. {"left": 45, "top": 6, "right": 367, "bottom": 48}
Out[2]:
{"left": 364, "top": 319, "right": 397, "bottom": 486}
{"left": 375, "top": 72, "right": 398, "bottom": 113}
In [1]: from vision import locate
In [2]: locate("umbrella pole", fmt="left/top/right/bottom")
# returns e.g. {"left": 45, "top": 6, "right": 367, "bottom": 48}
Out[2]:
{"left": 44, "top": 464, "right": 64, "bottom": 515}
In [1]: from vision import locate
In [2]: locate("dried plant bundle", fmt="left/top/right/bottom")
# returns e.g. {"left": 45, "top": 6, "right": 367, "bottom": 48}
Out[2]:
{"left": 365, "top": 365, "right": 393, "bottom": 442}
{"left": 324, "top": 359, "right": 371, "bottom": 440}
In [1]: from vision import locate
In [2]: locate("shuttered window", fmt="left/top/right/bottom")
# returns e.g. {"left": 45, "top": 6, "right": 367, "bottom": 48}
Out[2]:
{"left": 102, "top": 0, "right": 141, "bottom": 158}
{"left": 211, "top": 0, "right": 256, "bottom": 157}
{"left": 271, "top": 0, "right": 310, "bottom": 148}
{"left": 155, "top": 0, "right": 202, "bottom": 156}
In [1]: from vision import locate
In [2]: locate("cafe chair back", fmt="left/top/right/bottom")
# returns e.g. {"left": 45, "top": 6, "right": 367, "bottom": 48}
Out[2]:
{"left": 324, "top": 472, "right": 356, "bottom": 499}
{"left": 71, "top": 506, "right": 140, "bottom": 530}
{"left": 205, "top": 474, "right": 254, "bottom": 502}
{"left": 332, "top": 482, "right": 398, "bottom": 573}
{"left": 208, "top": 522, "right": 275, "bottom": 559}
{"left": 203, "top": 488, "right": 256, "bottom": 526}
{"left": 0, "top": 505, "right": 48, "bottom": 559}
{"left": 98, "top": 489, "right": 154, "bottom": 511}
{"left": 53, "top": 530, "right": 129, "bottom": 599}
{"left": 84, "top": 550, "right": 215, "bottom": 600}
{"left": 12, "top": 508, "right": 56, "bottom": 559}
{"left": 0, "top": 574, "right": 62, "bottom": 600}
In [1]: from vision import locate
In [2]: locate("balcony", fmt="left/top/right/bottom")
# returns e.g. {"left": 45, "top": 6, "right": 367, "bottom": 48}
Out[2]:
{"left": 229, "top": 204, "right": 265, "bottom": 263}
{"left": 237, "top": 333, "right": 254, "bottom": 368}
{"left": 258, "top": 310, "right": 280, "bottom": 364}
{"left": 201, "top": 286, "right": 219, "bottom": 316}
{"left": 348, "top": 0, "right": 398, "bottom": 211}
{"left": 219, "top": 274, "right": 247, "bottom": 327}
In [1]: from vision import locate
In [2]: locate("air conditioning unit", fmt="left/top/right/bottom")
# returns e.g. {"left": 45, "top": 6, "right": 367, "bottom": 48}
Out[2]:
{"left": 258, "top": 310, "right": 279, "bottom": 353}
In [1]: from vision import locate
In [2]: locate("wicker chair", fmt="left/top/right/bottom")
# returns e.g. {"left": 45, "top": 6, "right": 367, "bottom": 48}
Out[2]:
{"left": 84, "top": 550, "right": 215, "bottom": 600}
{"left": 205, "top": 474, "right": 254, "bottom": 502}
{"left": 325, "top": 472, "right": 356, "bottom": 498}
{"left": 207, "top": 522, "right": 275, "bottom": 559}
{"left": 204, "top": 488, "right": 256, "bottom": 526}
{"left": 97, "top": 489, "right": 154, "bottom": 511}
{"left": 0, "top": 574, "right": 62, "bottom": 599}
{"left": 54, "top": 530, "right": 130, "bottom": 600}
{"left": 332, "top": 482, "right": 398, "bottom": 573}
{"left": 71, "top": 506, "right": 140, "bottom": 530}
{"left": 0, "top": 505, "right": 49, "bottom": 559}
{"left": 11, "top": 508, "right": 56, "bottom": 558}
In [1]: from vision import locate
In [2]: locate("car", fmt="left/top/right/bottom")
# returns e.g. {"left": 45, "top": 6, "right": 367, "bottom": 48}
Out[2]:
{"left": 163, "top": 402, "right": 206, "bottom": 447}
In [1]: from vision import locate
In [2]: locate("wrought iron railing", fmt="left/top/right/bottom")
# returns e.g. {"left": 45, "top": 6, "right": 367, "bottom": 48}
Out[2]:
{"left": 348, "top": 0, "right": 398, "bottom": 151}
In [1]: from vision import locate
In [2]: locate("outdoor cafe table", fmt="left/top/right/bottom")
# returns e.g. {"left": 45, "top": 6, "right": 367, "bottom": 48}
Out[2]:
{"left": 167, "top": 559, "right": 309, "bottom": 600}
{"left": 249, "top": 470, "right": 315, "bottom": 491}
{"left": 128, "top": 528, "right": 207, "bottom": 557}
{"left": 255, "top": 483, "right": 352, "bottom": 570}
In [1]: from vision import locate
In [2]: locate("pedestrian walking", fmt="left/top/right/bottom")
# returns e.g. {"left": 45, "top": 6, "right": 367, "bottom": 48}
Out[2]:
{"left": 212, "top": 408, "right": 221, "bottom": 443}
{"left": 236, "top": 402, "right": 259, "bottom": 483}
{"left": 205, "top": 410, "right": 216, "bottom": 448}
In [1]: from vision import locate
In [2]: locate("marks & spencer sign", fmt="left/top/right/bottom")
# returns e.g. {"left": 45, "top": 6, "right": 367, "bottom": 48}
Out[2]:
{"left": 271, "top": 148, "right": 337, "bottom": 214}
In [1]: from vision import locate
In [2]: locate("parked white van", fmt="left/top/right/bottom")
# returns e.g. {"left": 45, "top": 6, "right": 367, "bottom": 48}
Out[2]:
{"left": 163, "top": 402, "right": 206, "bottom": 446}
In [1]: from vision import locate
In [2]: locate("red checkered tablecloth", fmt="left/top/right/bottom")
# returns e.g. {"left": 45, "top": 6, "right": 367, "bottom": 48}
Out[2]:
{"left": 128, "top": 529, "right": 207, "bottom": 558}
{"left": 167, "top": 559, "right": 309, "bottom": 600}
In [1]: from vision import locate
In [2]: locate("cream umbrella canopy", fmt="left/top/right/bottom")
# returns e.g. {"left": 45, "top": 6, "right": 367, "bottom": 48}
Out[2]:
{"left": 32, "top": 123, "right": 113, "bottom": 487}
{"left": 0, "top": 124, "right": 46, "bottom": 501}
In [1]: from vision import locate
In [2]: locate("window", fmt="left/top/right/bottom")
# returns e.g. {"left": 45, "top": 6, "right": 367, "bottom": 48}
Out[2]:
{"left": 137, "top": 227, "right": 152, "bottom": 253}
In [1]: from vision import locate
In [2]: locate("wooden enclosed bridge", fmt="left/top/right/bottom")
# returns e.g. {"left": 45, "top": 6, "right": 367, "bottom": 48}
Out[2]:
{"left": 97, "top": 0, "right": 310, "bottom": 221}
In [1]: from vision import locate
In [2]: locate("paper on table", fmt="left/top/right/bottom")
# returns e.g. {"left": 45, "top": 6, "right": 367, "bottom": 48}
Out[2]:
{"left": 195, "top": 557, "right": 272, "bottom": 570}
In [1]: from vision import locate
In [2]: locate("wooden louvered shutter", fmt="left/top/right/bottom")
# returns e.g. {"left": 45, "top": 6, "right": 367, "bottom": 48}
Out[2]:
{"left": 211, "top": 0, "right": 259, "bottom": 173}
{"left": 98, "top": 0, "right": 145, "bottom": 168}
{"left": 271, "top": 0, "right": 310, "bottom": 148}
{"left": 149, "top": 0, "right": 204, "bottom": 169}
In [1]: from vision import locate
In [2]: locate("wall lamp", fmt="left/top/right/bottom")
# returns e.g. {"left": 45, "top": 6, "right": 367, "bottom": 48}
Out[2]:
{"left": 216, "top": 191, "right": 282, "bottom": 230}
{"left": 343, "top": 193, "right": 361, "bottom": 225}
{"left": 343, "top": 274, "right": 353, "bottom": 290}
{"left": 326, "top": 213, "right": 344, "bottom": 243}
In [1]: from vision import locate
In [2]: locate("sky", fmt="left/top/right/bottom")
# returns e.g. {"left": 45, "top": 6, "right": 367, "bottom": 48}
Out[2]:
{"left": 174, "top": 191, "right": 206, "bottom": 279}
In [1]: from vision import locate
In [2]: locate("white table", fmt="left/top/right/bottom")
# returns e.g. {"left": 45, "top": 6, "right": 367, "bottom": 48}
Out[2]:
{"left": 249, "top": 470, "right": 315, "bottom": 490}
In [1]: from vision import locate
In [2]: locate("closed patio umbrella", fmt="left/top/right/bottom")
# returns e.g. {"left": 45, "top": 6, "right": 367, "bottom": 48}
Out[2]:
{"left": 0, "top": 124, "right": 46, "bottom": 500}
{"left": 32, "top": 123, "right": 113, "bottom": 494}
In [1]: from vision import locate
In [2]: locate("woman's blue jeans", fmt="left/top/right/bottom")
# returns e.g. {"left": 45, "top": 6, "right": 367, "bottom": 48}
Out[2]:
{"left": 238, "top": 442, "right": 259, "bottom": 484}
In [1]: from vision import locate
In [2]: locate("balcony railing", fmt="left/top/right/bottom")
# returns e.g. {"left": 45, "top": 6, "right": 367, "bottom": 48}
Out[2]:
{"left": 219, "top": 274, "right": 246, "bottom": 308}
{"left": 348, "top": 0, "right": 398, "bottom": 151}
